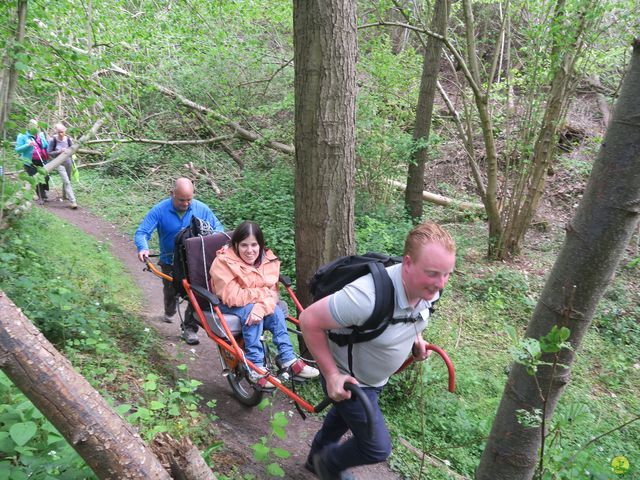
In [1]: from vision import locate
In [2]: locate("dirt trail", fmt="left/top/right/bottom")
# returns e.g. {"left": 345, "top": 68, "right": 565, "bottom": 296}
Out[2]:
{"left": 44, "top": 194, "right": 402, "bottom": 480}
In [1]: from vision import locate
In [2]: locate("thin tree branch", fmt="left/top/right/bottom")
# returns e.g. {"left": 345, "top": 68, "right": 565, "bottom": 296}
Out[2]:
{"left": 85, "top": 135, "right": 233, "bottom": 146}
{"left": 106, "top": 64, "right": 295, "bottom": 155}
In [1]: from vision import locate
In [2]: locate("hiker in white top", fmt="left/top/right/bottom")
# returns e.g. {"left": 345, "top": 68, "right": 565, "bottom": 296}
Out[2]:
{"left": 301, "top": 222, "right": 456, "bottom": 480}
{"left": 47, "top": 123, "right": 77, "bottom": 209}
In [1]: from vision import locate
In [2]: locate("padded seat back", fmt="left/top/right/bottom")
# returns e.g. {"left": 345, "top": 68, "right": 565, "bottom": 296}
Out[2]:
{"left": 184, "top": 232, "right": 243, "bottom": 339}
{"left": 183, "top": 232, "right": 231, "bottom": 309}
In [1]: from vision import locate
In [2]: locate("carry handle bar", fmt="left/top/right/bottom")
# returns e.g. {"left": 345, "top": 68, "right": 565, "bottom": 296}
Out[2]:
{"left": 144, "top": 260, "right": 172, "bottom": 282}
{"left": 395, "top": 343, "right": 455, "bottom": 392}
{"left": 313, "top": 383, "right": 375, "bottom": 440}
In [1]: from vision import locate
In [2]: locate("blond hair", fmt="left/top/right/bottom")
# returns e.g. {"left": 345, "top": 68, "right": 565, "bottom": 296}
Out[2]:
{"left": 403, "top": 222, "right": 456, "bottom": 258}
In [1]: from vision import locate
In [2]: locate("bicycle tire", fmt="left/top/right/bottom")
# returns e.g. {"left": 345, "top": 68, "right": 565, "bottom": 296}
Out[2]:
{"left": 217, "top": 345, "right": 263, "bottom": 407}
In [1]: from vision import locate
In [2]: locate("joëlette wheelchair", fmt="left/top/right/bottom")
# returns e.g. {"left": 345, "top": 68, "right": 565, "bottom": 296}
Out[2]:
{"left": 146, "top": 231, "right": 455, "bottom": 419}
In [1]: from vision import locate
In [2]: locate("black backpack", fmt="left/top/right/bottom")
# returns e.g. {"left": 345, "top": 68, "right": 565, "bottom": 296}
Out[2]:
{"left": 50, "top": 137, "right": 72, "bottom": 151}
{"left": 310, "top": 252, "right": 434, "bottom": 375}
{"left": 172, "top": 216, "right": 215, "bottom": 296}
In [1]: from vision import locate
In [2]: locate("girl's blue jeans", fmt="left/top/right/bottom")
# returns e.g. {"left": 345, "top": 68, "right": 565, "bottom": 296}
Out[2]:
{"left": 218, "top": 303, "right": 296, "bottom": 367}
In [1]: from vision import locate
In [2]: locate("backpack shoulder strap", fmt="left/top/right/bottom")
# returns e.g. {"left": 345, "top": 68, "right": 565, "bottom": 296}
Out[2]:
{"left": 357, "top": 261, "right": 395, "bottom": 332}
{"left": 51, "top": 137, "right": 57, "bottom": 150}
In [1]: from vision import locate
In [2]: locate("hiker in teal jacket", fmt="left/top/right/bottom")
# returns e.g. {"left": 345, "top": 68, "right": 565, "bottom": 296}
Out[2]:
{"left": 135, "top": 177, "right": 223, "bottom": 344}
{"left": 16, "top": 119, "right": 50, "bottom": 203}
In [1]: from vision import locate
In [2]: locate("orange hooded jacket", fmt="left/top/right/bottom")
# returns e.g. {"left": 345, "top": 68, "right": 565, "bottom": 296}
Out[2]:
{"left": 209, "top": 245, "right": 281, "bottom": 319}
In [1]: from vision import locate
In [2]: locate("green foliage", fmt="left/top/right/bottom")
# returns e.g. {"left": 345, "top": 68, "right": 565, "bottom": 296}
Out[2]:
{"left": 355, "top": 212, "right": 413, "bottom": 255}
{"left": 0, "top": 373, "right": 95, "bottom": 479}
{"left": 537, "top": 403, "right": 636, "bottom": 480}
{"left": 0, "top": 209, "right": 219, "bottom": 475}
{"left": 507, "top": 325, "right": 572, "bottom": 375}
{"left": 0, "top": 156, "right": 39, "bottom": 227}
{"left": 209, "top": 165, "right": 296, "bottom": 276}
{"left": 460, "top": 267, "right": 536, "bottom": 319}
{"left": 250, "top": 398, "right": 291, "bottom": 478}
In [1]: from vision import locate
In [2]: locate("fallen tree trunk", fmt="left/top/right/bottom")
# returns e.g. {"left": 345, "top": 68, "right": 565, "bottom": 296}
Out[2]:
{"left": 44, "top": 118, "right": 104, "bottom": 174}
{"left": 386, "top": 179, "right": 484, "bottom": 212}
{"left": 85, "top": 135, "right": 233, "bottom": 146}
{"left": 0, "top": 291, "right": 170, "bottom": 479}
{"left": 151, "top": 433, "right": 217, "bottom": 480}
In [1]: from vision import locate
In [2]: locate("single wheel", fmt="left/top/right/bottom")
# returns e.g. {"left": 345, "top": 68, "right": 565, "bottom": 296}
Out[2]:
{"left": 217, "top": 345, "right": 263, "bottom": 407}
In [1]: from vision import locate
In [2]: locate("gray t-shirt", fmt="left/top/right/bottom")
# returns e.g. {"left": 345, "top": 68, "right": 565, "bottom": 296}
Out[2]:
{"left": 328, "top": 263, "right": 437, "bottom": 387}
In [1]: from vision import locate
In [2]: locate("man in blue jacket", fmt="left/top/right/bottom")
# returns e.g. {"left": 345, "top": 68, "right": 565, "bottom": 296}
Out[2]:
{"left": 135, "top": 178, "right": 224, "bottom": 344}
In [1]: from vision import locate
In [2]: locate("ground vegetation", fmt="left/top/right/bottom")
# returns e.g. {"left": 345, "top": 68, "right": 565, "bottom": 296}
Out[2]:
{"left": 0, "top": 1, "right": 638, "bottom": 479}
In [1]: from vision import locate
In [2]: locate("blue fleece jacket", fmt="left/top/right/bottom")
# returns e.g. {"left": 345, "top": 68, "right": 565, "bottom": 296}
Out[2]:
{"left": 15, "top": 131, "right": 48, "bottom": 164}
{"left": 134, "top": 198, "right": 224, "bottom": 264}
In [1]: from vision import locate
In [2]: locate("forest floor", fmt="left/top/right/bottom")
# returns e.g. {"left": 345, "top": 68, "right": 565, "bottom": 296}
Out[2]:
{"left": 43, "top": 197, "right": 402, "bottom": 480}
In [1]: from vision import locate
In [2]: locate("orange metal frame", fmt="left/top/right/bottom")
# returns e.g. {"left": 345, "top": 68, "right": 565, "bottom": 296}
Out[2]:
{"left": 145, "top": 260, "right": 455, "bottom": 414}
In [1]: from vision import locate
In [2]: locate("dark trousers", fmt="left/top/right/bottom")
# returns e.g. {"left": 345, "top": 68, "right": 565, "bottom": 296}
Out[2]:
{"left": 24, "top": 162, "right": 50, "bottom": 199}
{"left": 159, "top": 262, "right": 198, "bottom": 332}
{"left": 309, "top": 380, "right": 392, "bottom": 475}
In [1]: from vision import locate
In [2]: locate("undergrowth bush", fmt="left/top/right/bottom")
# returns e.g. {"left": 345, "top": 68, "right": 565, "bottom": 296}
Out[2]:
{"left": 0, "top": 209, "right": 220, "bottom": 477}
{"left": 209, "top": 165, "right": 296, "bottom": 276}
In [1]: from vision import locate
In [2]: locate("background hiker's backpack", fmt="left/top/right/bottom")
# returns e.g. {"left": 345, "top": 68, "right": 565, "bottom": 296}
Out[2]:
{"left": 309, "top": 252, "right": 439, "bottom": 375}
{"left": 50, "top": 136, "right": 72, "bottom": 152}
{"left": 173, "top": 216, "right": 215, "bottom": 296}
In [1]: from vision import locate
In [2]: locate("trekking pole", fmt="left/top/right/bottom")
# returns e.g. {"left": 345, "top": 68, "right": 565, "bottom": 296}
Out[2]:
{"left": 313, "top": 383, "right": 375, "bottom": 440}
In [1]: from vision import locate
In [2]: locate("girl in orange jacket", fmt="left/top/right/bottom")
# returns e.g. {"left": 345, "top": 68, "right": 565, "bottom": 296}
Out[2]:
{"left": 210, "top": 221, "right": 318, "bottom": 388}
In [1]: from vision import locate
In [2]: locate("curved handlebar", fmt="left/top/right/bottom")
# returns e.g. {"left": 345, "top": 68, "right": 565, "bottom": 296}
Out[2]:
{"left": 395, "top": 343, "right": 455, "bottom": 392}
{"left": 144, "top": 260, "right": 172, "bottom": 282}
{"left": 313, "top": 383, "right": 375, "bottom": 440}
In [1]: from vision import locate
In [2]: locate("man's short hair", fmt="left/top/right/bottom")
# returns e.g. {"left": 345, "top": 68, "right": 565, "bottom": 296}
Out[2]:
{"left": 404, "top": 222, "right": 456, "bottom": 258}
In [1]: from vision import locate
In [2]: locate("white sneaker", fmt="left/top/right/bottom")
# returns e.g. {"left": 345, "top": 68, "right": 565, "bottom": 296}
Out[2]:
{"left": 282, "top": 358, "right": 320, "bottom": 379}
{"left": 248, "top": 369, "right": 280, "bottom": 390}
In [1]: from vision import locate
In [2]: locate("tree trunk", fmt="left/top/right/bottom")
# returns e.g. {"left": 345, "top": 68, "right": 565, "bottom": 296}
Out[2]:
{"left": 476, "top": 38, "right": 640, "bottom": 480}
{"left": 405, "top": 0, "right": 450, "bottom": 221}
{"left": 0, "top": 0, "right": 27, "bottom": 138}
{"left": 0, "top": 292, "right": 171, "bottom": 479}
{"left": 389, "top": 1, "right": 411, "bottom": 55}
{"left": 496, "top": 0, "right": 587, "bottom": 259}
{"left": 460, "top": 0, "right": 503, "bottom": 255}
{"left": 292, "top": 0, "right": 357, "bottom": 308}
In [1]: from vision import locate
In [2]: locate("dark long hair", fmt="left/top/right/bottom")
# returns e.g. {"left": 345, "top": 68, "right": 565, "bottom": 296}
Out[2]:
{"left": 231, "top": 221, "right": 265, "bottom": 264}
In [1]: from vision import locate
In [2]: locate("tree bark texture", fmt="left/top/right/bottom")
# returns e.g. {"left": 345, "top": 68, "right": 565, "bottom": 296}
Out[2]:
{"left": 293, "top": 0, "right": 357, "bottom": 307}
{"left": 0, "top": 292, "right": 171, "bottom": 479}
{"left": 0, "top": 0, "right": 27, "bottom": 137}
{"left": 405, "top": 0, "right": 450, "bottom": 221}
{"left": 476, "top": 39, "right": 640, "bottom": 480}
